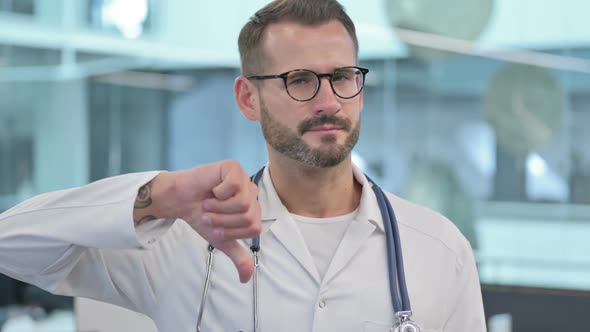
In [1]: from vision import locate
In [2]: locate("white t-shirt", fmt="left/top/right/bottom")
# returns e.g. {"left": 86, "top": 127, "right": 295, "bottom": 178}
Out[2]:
{"left": 291, "top": 209, "right": 358, "bottom": 279}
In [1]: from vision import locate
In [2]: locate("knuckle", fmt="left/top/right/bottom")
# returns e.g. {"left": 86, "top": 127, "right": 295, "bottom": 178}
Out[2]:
{"left": 253, "top": 203, "right": 261, "bottom": 219}
{"left": 250, "top": 183, "right": 259, "bottom": 194}
{"left": 207, "top": 216, "right": 221, "bottom": 228}
{"left": 201, "top": 199, "right": 213, "bottom": 212}
{"left": 244, "top": 209, "right": 256, "bottom": 224}
{"left": 223, "top": 160, "right": 243, "bottom": 174}
{"left": 250, "top": 222, "right": 262, "bottom": 235}
{"left": 237, "top": 197, "right": 250, "bottom": 211}
{"left": 213, "top": 228, "right": 225, "bottom": 241}
{"left": 226, "top": 181, "right": 240, "bottom": 193}
{"left": 226, "top": 159, "right": 240, "bottom": 168}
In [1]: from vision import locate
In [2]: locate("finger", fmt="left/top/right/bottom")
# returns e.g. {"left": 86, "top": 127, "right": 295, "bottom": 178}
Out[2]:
{"left": 213, "top": 162, "right": 246, "bottom": 200}
{"left": 186, "top": 163, "right": 226, "bottom": 195}
{"left": 206, "top": 182, "right": 259, "bottom": 214}
{"left": 203, "top": 210, "right": 258, "bottom": 229}
{"left": 249, "top": 182, "right": 259, "bottom": 196}
{"left": 208, "top": 222, "right": 262, "bottom": 241}
{"left": 202, "top": 194, "right": 254, "bottom": 214}
{"left": 215, "top": 240, "right": 254, "bottom": 283}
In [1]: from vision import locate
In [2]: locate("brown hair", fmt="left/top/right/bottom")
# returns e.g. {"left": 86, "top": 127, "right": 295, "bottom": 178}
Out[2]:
{"left": 238, "top": 0, "right": 359, "bottom": 76}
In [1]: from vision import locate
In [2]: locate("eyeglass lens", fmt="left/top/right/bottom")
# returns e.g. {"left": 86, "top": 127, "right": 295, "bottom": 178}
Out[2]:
{"left": 285, "top": 67, "right": 365, "bottom": 101}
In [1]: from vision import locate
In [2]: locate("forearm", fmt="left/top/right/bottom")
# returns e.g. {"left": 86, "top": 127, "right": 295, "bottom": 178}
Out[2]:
{"left": 133, "top": 171, "right": 176, "bottom": 226}
{"left": 0, "top": 172, "right": 161, "bottom": 279}
{"left": 133, "top": 179, "right": 158, "bottom": 226}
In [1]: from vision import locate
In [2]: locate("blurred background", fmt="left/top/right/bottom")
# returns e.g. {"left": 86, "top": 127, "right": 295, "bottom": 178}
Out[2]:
{"left": 0, "top": 0, "right": 589, "bottom": 331}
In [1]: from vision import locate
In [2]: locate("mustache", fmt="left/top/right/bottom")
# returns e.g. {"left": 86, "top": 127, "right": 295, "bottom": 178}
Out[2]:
{"left": 298, "top": 115, "right": 352, "bottom": 135}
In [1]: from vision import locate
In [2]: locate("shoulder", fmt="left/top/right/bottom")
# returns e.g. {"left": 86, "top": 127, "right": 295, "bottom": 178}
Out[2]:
{"left": 384, "top": 191, "right": 474, "bottom": 269}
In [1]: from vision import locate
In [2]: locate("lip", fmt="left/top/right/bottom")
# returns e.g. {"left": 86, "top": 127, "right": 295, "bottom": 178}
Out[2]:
{"left": 307, "top": 126, "right": 343, "bottom": 133}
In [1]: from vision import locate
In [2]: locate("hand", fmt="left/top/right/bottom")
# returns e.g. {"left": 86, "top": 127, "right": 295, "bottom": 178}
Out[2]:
{"left": 141, "top": 160, "right": 262, "bottom": 283}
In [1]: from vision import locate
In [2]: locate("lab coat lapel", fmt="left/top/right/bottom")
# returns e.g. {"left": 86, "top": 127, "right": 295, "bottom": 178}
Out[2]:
{"left": 322, "top": 166, "right": 386, "bottom": 285}
{"left": 321, "top": 218, "right": 376, "bottom": 285}
{"left": 269, "top": 214, "right": 321, "bottom": 283}
{"left": 257, "top": 166, "right": 321, "bottom": 284}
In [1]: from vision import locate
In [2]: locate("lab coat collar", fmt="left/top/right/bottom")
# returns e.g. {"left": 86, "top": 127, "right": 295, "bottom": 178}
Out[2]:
{"left": 257, "top": 163, "right": 385, "bottom": 233}
{"left": 254, "top": 162, "right": 385, "bottom": 283}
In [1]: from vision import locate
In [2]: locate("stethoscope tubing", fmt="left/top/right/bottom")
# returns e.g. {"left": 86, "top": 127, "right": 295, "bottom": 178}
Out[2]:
{"left": 366, "top": 175, "right": 411, "bottom": 313}
{"left": 196, "top": 245, "right": 216, "bottom": 332}
{"left": 196, "top": 168, "right": 415, "bottom": 331}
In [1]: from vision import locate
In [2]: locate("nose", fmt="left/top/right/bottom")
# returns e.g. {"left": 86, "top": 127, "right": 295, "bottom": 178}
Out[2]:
{"left": 312, "top": 77, "right": 341, "bottom": 115}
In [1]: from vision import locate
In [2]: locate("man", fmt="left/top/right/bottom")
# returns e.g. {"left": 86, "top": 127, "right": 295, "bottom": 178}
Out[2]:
{"left": 0, "top": 0, "right": 486, "bottom": 331}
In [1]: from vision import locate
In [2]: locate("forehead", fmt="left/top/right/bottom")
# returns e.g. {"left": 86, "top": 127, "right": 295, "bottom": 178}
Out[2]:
{"left": 260, "top": 20, "right": 357, "bottom": 73}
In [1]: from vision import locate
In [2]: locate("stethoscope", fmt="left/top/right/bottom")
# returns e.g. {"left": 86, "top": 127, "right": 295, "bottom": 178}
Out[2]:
{"left": 196, "top": 167, "right": 421, "bottom": 332}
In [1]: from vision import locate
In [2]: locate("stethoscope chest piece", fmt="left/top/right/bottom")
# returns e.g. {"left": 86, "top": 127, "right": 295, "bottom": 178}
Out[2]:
{"left": 391, "top": 320, "right": 421, "bottom": 332}
{"left": 391, "top": 311, "right": 420, "bottom": 332}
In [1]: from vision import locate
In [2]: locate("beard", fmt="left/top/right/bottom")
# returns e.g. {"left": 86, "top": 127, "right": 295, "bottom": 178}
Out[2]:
{"left": 259, "top": 102, "right": 360, "bottom": 168}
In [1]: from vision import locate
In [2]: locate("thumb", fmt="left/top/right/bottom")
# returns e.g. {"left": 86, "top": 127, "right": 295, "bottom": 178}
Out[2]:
{"left": 215, "top": 240, "right": 254, "bottom": 283}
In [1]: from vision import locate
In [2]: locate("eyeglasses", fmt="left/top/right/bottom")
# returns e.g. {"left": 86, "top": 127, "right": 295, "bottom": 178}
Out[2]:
{"left": 247, "top": 66, "right": 369, "bottom": 102}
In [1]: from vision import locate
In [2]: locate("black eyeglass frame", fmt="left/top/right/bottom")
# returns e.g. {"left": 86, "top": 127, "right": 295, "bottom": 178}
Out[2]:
{"left": 246, "top": 66, "right": 369, "bottom": 102}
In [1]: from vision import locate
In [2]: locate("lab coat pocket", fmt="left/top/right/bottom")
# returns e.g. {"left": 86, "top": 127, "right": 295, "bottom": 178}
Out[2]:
{"left": 363, "top": 320, "right": 439, "bottom": 332}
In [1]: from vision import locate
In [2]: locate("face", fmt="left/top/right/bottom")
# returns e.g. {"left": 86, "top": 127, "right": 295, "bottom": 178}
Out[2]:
{"left": 248, "top": 20, "right": 364, "bottom": 168}
{"left": 260, "top": 102, "right": 360, "bottom": 167}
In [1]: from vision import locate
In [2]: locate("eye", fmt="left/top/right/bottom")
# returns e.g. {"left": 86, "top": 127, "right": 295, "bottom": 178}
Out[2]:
{"left": 288, "top": 77, "right": 310, "bottom": 85}
{"left": 287, "top": 72, "right": 314, "bottom": 86}
{"left": 332, "top": 69, "right": 355, "bottom": 82}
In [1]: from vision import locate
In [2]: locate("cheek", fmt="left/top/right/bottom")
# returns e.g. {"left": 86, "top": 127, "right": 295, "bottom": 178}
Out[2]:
{"left": 264, "top": 100, "right": 306, "bottom": 127}
{"left": 341, "top": 101, "right": 362, "bottom": 119}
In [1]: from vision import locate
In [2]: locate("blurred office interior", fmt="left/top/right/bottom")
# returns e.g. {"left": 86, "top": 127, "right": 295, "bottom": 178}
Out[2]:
{"left": 1, "top": 0, "right": 590, "bottom": 331}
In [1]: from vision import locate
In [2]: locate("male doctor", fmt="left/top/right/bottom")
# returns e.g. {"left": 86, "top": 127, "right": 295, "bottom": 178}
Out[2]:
{"left": 0, "top": 0, "right": 486, "bottom": 331}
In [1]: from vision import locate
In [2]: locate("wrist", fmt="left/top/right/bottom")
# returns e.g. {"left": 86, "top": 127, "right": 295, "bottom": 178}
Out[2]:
{"left": 133, "top": 171, "right": 174, "bottom": 224}
{"left": 150, "top": 171, "right": 177, "bottom": 219}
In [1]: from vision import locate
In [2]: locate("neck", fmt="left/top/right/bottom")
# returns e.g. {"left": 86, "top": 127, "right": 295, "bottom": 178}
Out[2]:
{"left": 268, "top": 155, "right": 362, "bottom": 218}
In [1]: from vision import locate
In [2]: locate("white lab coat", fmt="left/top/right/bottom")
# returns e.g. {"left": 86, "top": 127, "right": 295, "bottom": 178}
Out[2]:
{"left": 0, "top": 165, "right": 486, "bottom": 332}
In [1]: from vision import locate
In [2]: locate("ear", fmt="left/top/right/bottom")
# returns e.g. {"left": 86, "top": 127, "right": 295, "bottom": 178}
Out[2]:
{"left": 234, "top": 76, "right": 260, "bottom": 121}
{"left": 358, "top": 90, "right": 364, "bottom": 113}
